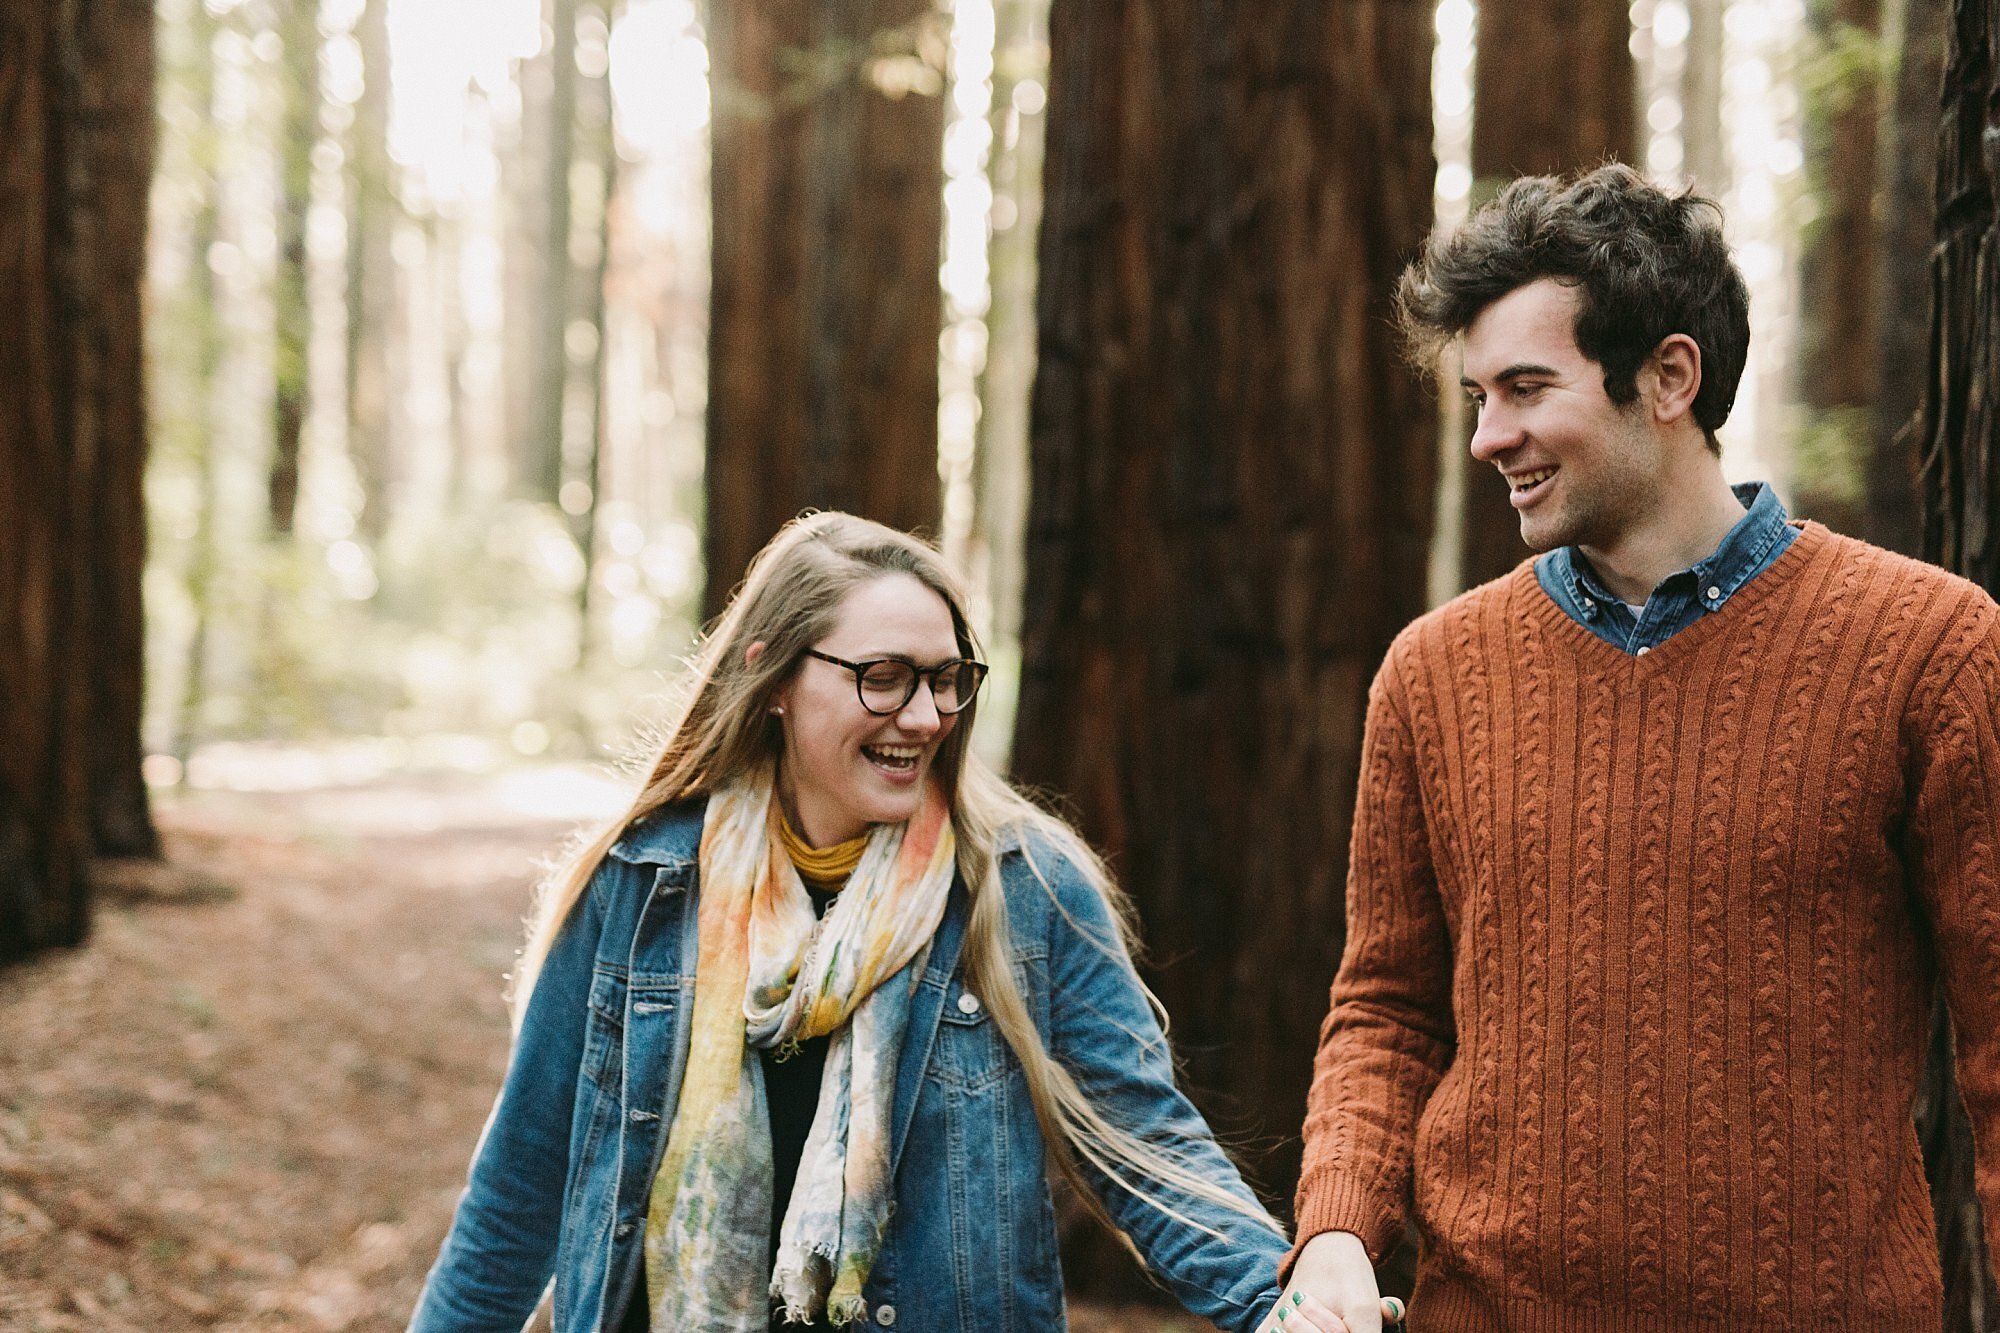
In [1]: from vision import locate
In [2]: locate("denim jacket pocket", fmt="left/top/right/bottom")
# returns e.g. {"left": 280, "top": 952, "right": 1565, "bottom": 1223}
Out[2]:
{"left": 580, "top": 964, "right": 628, "bottom": 1092}
{"left": 929, "top": 981, "right": 1009, "bottom": 1092}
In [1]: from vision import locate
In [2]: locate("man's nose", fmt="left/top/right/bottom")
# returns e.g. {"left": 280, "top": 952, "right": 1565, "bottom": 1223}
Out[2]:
{"left": 1467, "top": 400, "right": 1519, "bottom": 464}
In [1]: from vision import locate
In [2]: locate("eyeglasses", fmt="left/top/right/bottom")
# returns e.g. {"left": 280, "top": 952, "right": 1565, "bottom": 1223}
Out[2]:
{"left": 804, "top": 649, "right": 990, "bottom": 716}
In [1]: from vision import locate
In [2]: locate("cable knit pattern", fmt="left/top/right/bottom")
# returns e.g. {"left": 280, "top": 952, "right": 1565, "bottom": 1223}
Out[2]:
{"left": 1743, "top": 547, "right": 1849, "bottom": 1320}
{"left": 1679, "top": 570, "right": 1766, "bottom": 1322}
{"left": 1290, "top": 525, "right": 2000, "bottom": 1331}
{"left": 1619, "top": 663, "right": 1672, "bottom": 1306}
{"left": 1561, "top": 641, "right": 1611, "bottom": 1304}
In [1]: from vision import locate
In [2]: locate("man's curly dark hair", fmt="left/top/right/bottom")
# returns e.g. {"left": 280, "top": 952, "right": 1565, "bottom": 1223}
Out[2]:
{"left": 1396, "top": 164, "right": 1751, "bottom": 449}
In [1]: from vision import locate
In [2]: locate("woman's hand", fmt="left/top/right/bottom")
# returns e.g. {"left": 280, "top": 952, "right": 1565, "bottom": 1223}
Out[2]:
{"left": 1260, "top": 1231, "right": 1404, "bottom": 1333}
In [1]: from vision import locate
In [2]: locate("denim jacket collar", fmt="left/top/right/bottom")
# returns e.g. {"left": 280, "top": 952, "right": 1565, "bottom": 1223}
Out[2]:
{"left": 607, "top": 800, "right": 704, "bottom": 871}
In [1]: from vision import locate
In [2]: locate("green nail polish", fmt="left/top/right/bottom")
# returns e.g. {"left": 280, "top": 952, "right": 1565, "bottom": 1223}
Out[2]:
{"left": 1292, "top": 1291, "right": 1304, "bottom": 1306}
{"left": 1278, "top": 1310, "right": 1288, "bottom": 1323}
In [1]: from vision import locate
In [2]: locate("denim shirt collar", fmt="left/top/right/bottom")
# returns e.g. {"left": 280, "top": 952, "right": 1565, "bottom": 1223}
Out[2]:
{"left": 1561, "top": 480, "right": 1789, "bottom": 606}
{"left": 1535, "top": 481, "right": 1796, "bottom": 653}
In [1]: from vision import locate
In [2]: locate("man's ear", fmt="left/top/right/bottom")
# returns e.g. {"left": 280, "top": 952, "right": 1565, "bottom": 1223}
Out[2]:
{"left": 1648, "top": 333, "right": 1702, "bottom": 425}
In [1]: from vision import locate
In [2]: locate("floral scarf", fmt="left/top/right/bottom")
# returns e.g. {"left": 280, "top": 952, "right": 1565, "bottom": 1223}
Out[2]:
{"left": 642, "top": 765, "right": 955, "bottom": 1330}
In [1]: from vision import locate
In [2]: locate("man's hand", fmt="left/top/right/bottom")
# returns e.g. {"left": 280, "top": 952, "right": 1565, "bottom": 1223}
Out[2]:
{"left": 1259, "top": 1231, "right": 1403, "bottom": 1333}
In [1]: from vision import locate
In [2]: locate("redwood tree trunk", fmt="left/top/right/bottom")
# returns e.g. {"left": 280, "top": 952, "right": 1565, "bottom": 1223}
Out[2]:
{"left": 1913, "top": 1, "right": 2000, "bottom": 1322}
{"left": 702, "top": 0, "right": 946, "bottom": 617}
{"left": 1453, "top": 0, "right": 1637, "bottom": 592}
{"left": 1869, "top": 0, "right": 1948, "bottom": 556}
{"left": 79, "top": 0, "right": 158, "bottom": 860}
{"left": 1, "top": 0, "right": 157, "bottom": 959}
{"left": 1014, "top": 0, "right": 1435, "bottom": 1290}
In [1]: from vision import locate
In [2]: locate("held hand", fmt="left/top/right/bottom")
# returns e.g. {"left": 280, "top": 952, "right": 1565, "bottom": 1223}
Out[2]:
{"left": 1260, "top": 1231, "right": 1404, "bottom": 1333}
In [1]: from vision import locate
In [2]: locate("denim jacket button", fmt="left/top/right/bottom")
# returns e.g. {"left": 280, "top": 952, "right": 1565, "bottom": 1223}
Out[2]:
{"left": 874, "top": 1305, "right": 896, "bottom": 1326}
{"left": 956, "top": 991, "right": 981, "bottom": 1016}
{"left": 614, "top": 1221, "right": 636, "bottom": 1239}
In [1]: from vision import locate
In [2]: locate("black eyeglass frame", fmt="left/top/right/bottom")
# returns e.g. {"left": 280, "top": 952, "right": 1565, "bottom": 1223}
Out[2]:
{"left": 803, "top": 648, "right": 990, "bottom": 716}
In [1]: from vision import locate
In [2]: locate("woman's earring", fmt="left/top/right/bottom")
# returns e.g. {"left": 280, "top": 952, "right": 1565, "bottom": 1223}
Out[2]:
{"left": 771, "top": 706, "right": 785, "bottom": 717}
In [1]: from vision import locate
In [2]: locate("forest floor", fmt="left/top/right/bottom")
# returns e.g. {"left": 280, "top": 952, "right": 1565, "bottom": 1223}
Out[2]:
{"left": 0, "top": 753, "right": 1213, "bottom": 1332}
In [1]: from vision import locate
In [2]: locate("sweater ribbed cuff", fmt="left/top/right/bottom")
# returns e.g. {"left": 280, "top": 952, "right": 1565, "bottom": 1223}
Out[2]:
{"left": 1279, "top": 1176, "right": 1401, "bottom": 1281}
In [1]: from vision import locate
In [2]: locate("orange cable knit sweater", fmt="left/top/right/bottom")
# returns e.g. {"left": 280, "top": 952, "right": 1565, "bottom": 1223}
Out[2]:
{"left": 1293, "top": 524, "right": 2000, "bottom": 1331}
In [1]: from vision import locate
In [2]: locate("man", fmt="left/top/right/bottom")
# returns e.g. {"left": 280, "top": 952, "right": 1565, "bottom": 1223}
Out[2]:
{"left": 1267, "top": 165, "right": 2000, "bottom": 1332}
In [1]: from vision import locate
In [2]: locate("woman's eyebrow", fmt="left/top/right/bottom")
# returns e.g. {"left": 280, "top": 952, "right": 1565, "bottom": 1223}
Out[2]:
{"left": 834, "top": 650, "right": 965, "bottom": 668}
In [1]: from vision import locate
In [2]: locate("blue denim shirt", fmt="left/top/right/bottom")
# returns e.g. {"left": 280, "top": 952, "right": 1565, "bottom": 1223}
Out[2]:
{"left": 1534, "top": 481, "right": 1798, "bottom": 653}
{"left": 407, "top": 800, "right": 1286, "bottom": 1333}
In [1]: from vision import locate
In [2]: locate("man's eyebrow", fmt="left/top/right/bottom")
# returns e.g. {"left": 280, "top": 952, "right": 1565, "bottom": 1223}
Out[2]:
{"left": 1459, "top": 362, "right": 1561, "bottom": 390}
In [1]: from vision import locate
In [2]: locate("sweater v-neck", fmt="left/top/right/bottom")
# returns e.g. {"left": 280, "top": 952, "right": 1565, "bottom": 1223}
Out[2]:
{"left": 1519, "top": 520, "right": 1829, "bottom": 677}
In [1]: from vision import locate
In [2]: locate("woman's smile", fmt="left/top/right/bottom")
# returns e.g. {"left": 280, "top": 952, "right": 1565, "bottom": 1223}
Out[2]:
{"left": 774, "top": 573, "right": 962, "bottom": 847}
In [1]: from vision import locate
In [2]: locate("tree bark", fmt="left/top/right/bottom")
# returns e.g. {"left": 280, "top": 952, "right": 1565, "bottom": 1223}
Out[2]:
{"left": 1869, "top": 0, "right": 1948, "bottom": 556}
{"left": 1, "top": 0, "right": 158, "bottom": 957}
{"left": 1452, "top": 0, "right": 1637, "bottom": 593}
{"left": 1014, "top": 0, "right": 1435, "bottom": 1291}
{"left": 1791, "top": 0, "right": 1887, "bottom": 536}
{"left": 79, "top": 0, "right": 158, "bottom": 860}
{"left": 702, "top": 0, "right": 947, "bottom": 618}
{"left": 1913, "top": 2, "right": 2000, "bottom": 1322}
{"left": 0, "top": 0, "right": 87, "bottom": 959}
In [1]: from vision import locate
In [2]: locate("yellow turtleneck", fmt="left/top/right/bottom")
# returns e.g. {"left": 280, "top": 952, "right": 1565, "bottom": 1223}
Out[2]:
{"left": 777, "top": 808, "right": 868, "bottom": 890}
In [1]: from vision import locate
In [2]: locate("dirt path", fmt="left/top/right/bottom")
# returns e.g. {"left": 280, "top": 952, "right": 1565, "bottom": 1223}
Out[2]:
{"left": 0, "top": 764, "right": 1214, "bottom": 1332}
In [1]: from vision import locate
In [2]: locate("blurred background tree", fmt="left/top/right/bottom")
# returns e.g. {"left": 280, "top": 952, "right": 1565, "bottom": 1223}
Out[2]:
{"left": 1012, "top": 0, "right": 1435, "bottom": 1293}
{"left": 0, "top": 0, "right": 158, "bottom": 960}
{"left": 1445, "top": 0, "right": 1638, "bottom": 595}
{"left": 1788, "top": 0, "right": 1886, "bottom": 537}
{"left": 702, "top": 0, "right": 949, "bottom": 619}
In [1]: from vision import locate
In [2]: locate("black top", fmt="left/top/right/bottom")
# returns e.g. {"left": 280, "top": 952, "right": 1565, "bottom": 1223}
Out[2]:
{"left": 617, "top": 885, "right": 843, "bottom": 1333}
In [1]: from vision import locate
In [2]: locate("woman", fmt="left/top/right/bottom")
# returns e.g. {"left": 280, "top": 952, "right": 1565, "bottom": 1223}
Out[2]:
{"left": 408, "top": 513, "right": 1309, "bottom": 1333}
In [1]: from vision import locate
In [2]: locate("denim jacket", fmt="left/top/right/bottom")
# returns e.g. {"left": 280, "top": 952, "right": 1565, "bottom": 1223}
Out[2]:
{"left": 408, "top": 800, "right": 1287, "bottom": 1332}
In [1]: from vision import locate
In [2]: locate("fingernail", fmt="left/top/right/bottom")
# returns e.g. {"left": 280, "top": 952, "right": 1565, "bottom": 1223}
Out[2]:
{"left": 1292, "top": 1291, "right": 1304, "bottom": 1306}
{"left": 1278, "top": 1310, "right": 1288, "bottom": 1323}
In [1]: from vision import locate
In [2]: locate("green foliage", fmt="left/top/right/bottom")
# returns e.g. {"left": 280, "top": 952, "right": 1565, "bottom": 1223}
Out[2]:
{"left": 153, "top": 500, "right": 700, "bottom": 755}
{"left": 1791, "top": 404, "right": 1871, "bottom": 517}
{"left": 712, "top": 13, "right": 948, "bottom": 120}
{"left": 1800, "top": 21, "right": 1893, "bottom": 120}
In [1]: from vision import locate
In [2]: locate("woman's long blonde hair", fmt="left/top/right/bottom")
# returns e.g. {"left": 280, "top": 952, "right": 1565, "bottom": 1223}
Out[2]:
{"left": 515, "top": 512, "right": 1281, "bottom": 1254}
